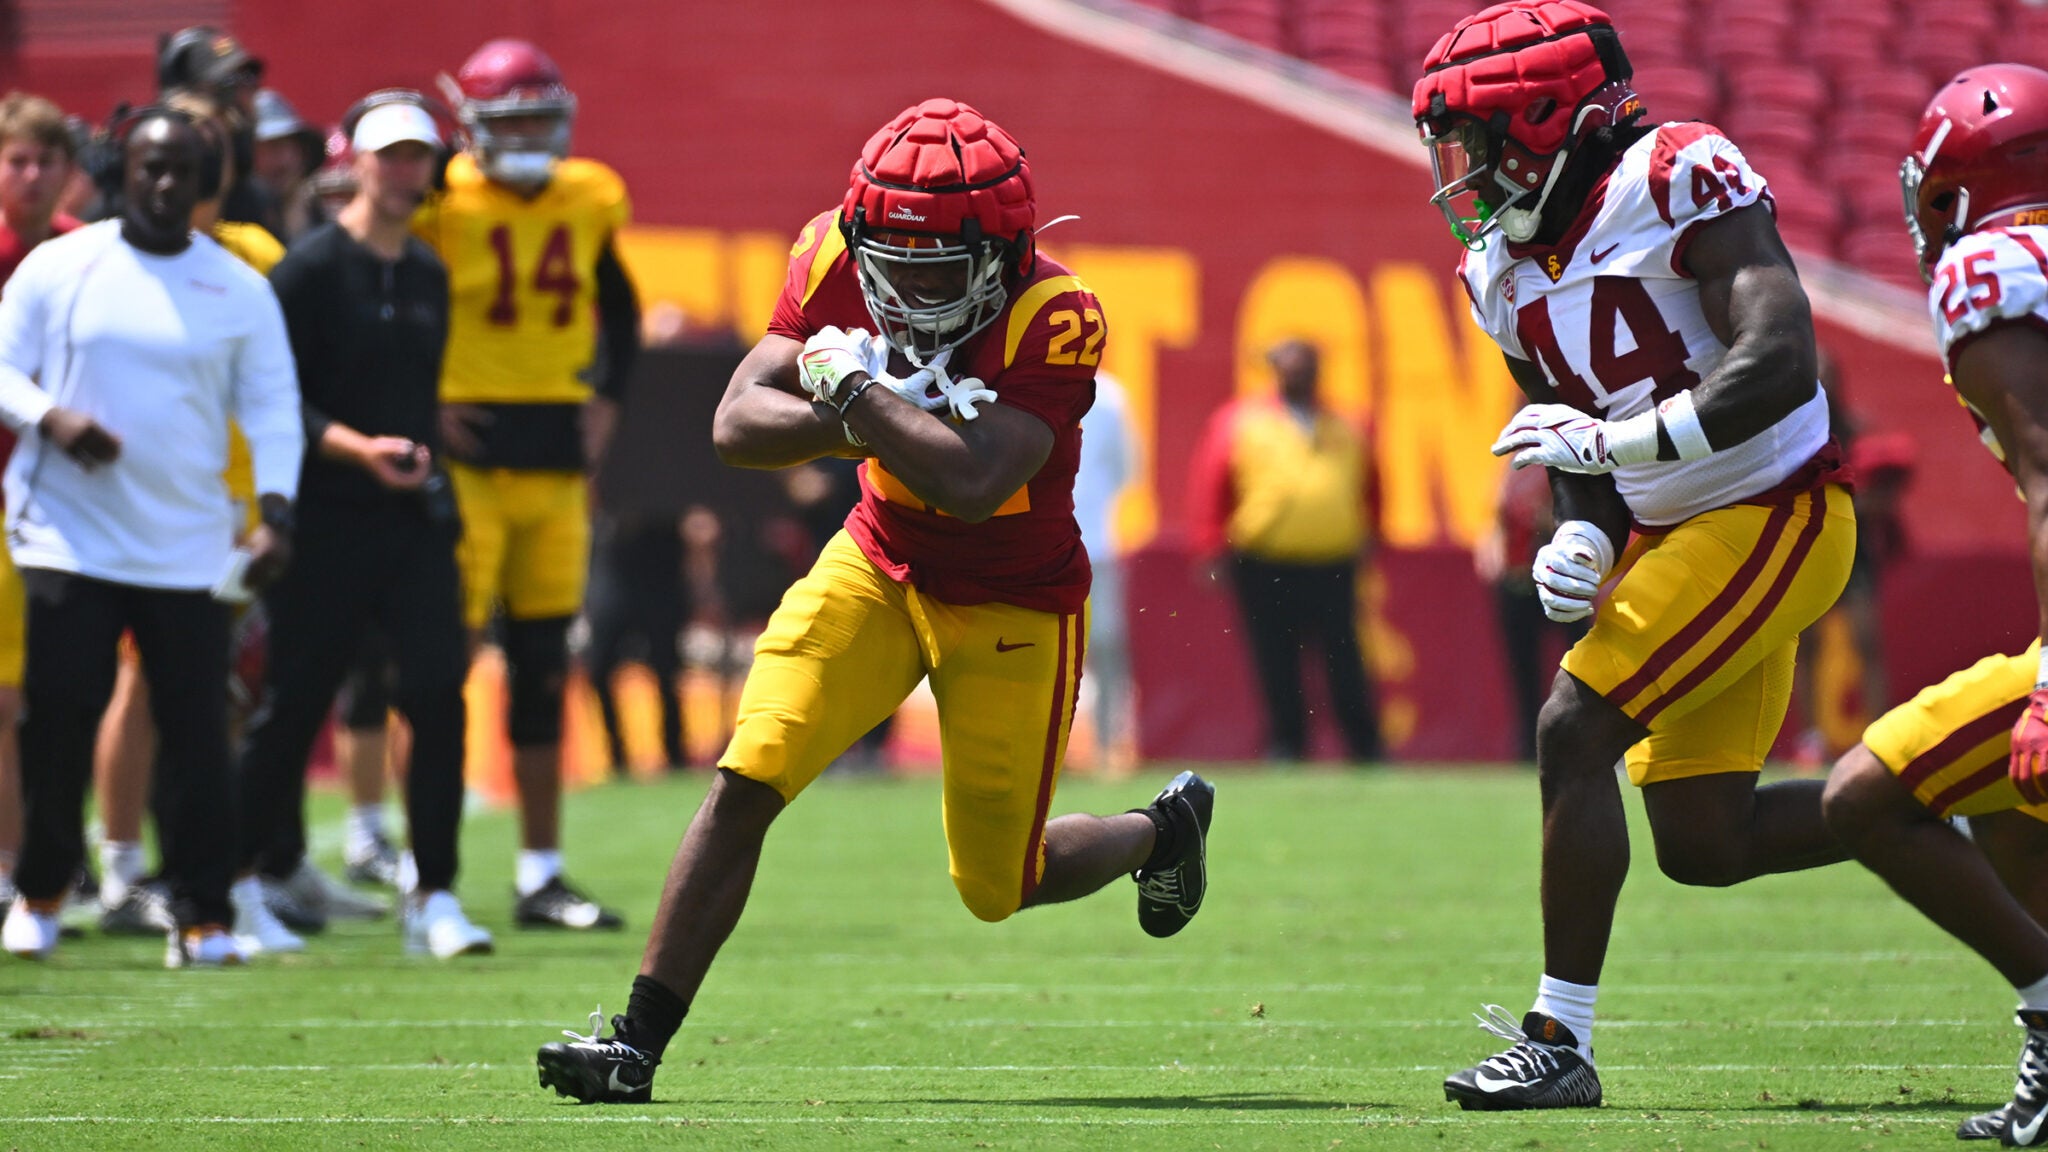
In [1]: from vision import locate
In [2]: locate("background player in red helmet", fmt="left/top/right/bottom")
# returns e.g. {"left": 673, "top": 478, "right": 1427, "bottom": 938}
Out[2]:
{"left": 1415, "top": 0, "right": 1856, "bottom": 1110}
{"left": 533, "top": 98, "right": 1215, "bottom": 1105}
{"left": 1823, "top": 63, "right": 2048, "bottom": 1145}
{"left": 414, "top": 38, "right": 641, "bottom": 930}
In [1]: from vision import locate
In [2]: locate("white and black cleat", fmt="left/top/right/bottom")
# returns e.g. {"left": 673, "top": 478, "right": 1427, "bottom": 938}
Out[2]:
{"left": 537, "top": 1009, "right": 658, "bottom": 1103}
{"left": 1958, "top": 1009, "right": 2048, "bottom": 1143}
{"left": 1444, "top": 1006, "right": 1603, "bottom": 1111}
{"left": 1134, "top": 770, "right": 1214, "bottom": 938}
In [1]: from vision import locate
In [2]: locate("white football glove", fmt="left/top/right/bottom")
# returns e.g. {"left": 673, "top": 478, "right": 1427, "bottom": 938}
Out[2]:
{"left": 1531, "top": 520, "right": 1616, "bottom": 623}
{"left": 797, "top": 326, "right": 874, "bottom": 406}
{"left": 1491, "top": 402, "right": 1659, "bottom": 474}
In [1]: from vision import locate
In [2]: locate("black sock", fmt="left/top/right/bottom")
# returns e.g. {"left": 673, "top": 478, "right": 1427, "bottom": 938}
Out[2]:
{"left": 620, "top": 975, "right": 688, "bottom": 1059}
{"left": 1134, "top": 805, "right": 1176, "bottom": 872}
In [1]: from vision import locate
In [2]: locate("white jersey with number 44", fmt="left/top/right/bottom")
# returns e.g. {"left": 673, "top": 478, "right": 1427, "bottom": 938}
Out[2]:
{"left": 1929, "top": 223, "right": 2048, "bottom": 468}
{"left": 1459, "top": 121, "right": 1830, "bottom": 527}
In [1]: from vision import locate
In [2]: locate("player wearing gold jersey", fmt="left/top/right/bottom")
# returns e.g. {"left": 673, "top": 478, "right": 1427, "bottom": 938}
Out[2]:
{"left": 417, "top": 39, "right": 639, "bottom": 929}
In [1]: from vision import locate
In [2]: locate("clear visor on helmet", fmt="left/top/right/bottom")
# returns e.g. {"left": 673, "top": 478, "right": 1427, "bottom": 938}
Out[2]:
{"left": 1421, "top": 117, "right": 1528, "bottom": 250}
{"left": 853, "top": 229, "right": 1009, "bottom": 365}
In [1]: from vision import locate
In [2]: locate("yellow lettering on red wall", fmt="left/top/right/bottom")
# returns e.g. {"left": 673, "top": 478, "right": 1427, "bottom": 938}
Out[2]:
{"left": 1370, "top": 263, "right": 1515, "bottom": 548}
{"left": 1059, "top": 246, "right": 1199, "bottom": 553}
{"left": 1234, "top": 256, "right": 1371, "bottom": 419}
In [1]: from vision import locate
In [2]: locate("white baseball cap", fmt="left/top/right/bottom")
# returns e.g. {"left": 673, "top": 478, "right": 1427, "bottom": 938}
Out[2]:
{"left": 351, "top": 101, "right": 441, "bottom": 154}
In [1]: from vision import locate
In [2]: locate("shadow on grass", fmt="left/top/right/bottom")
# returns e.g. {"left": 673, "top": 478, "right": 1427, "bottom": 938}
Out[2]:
{"left": 873, "top": 1092, "right": 1375, "bottom": 1112}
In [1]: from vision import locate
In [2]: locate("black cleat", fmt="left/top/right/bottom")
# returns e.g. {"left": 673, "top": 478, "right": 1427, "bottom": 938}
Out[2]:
{"left": 1444, "top": 1006, "right": 1603, "bottom": 1111}
{"left": 515, "top": 876, "right": 624, "bottom": 930}
{"left": 1957, "top": 1010, "right": 2048, "bottom": 1143}
{"left": 1134, "top": 770, "right": 1213, "bottom": 938}
{"left": 537, "top": 1009, "right": 658, "bottom": 1103}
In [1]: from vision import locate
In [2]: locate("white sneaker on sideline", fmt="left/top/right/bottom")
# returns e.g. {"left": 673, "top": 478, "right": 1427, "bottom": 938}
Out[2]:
{"left": 281, "top": 859, "right": 390, "bottom": 921}
{"left": 231, "top": 876, "right": 304, "bottom": 955}
{"left": 3, "top": 898, "right": 59, "bottom": 960}
{"left": 403, "top": 890, "right": 494, "bottom": 959}
{"left": 166, "top": 925, "right": 246, "bottom": 968}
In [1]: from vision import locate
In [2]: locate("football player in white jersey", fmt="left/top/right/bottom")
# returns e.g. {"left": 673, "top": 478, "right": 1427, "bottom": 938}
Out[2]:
{"left": 1823, "top": 64, "right": 2048, "bottom": 1145}
{"left": 1413, "top": 0, "right": 1858, "bottom": 1110}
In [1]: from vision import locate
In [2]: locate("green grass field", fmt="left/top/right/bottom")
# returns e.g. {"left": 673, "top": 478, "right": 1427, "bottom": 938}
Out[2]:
{"left": 0, "top": 767, "right": 2027, "bottom": 1150}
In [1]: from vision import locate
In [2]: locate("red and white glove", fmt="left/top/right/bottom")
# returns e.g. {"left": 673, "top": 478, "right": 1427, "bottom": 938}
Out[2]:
{"left": 1531, "top": 520, "right": 1616, "bottom": 623}
{"left": 1492, "top": 402, "right": 1660, "bottom": 474}
{"left": 2012, "top": 668, "right": 2048, "bottom": 805}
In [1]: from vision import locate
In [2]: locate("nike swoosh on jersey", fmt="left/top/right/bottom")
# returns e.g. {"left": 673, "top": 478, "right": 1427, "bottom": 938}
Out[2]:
{"left": 1589, "top": 245, "right": 1618, "bottom": 263}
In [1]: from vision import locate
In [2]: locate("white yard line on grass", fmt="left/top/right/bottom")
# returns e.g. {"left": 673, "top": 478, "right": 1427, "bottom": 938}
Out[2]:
{"left": 0, "top": 1114, "right": 1964, "bottom": 1127}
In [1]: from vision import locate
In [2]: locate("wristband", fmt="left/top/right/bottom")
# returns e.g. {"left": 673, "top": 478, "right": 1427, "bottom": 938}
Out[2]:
{"left": 836, "top": 376, "right": 874, "bottom": 448}
{"left": 2035, "top": 645, "right": 2048, "bottom": 691}
{"left": 1655, "top": 390, "right": 1714, "bottom": 460}
{"left": 1602, "top": 408, "right": 1662, "bottom": 466}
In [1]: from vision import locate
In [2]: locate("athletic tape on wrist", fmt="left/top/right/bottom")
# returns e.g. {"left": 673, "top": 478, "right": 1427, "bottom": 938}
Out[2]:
{"left": 1656, "top": 390, "right": 1714, "bottom": 461}
{"left": 1603, "top": 409, "right": 1662, "bottom": 466}
{"left": 2035, "top": 645, "right": 2048, "bottom": 691}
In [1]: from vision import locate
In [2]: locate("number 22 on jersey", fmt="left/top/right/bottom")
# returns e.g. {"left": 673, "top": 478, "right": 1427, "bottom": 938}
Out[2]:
{"left": 486, "top": 223, "right": 582, "bottom": 328}
{"left": 1514, "top": 275, "right": 1699, "bottom": 412}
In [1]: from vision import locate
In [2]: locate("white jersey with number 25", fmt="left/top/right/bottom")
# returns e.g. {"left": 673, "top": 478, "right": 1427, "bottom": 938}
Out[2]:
{"left": 1929, "top": 223, "right": 2048, "bottom": 468}
{"left": 1459, "top": 121, "right": 1830, "bottom": 527}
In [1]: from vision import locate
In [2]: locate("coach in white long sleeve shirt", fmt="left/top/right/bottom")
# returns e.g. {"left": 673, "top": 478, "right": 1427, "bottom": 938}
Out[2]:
{"left": 0, "top": 111, "right": 300, "bottom": 969}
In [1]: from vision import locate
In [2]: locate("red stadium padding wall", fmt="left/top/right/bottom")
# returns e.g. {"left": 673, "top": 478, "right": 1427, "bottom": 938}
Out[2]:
{"left": 18, "top": 0, "right": 2038, "bottom": 760}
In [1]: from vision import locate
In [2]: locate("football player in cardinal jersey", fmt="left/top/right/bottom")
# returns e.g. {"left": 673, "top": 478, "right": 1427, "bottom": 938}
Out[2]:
{"left": 414, "top": 39, "right": 641, "bottom": 931}
{"left": 1822, "top": 64, "right": 2048, "bottom": 1145}
{"left": 1415, "top": 0, "right": 1857, "bottom": 1110}
{"left": 532, "top": 98, "right": 1214, "bottom": 1104}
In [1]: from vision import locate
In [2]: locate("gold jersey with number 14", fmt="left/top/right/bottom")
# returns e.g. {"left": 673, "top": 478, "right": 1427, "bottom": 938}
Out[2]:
{"left": 414, "top": 152, "right": 630, "bottom": 405}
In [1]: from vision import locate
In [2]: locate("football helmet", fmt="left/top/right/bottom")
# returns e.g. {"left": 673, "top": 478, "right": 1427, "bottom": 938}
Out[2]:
{"left": 1903, "top": 64, "right": 2048, "bottom": 282}
{"left": 443, "top": 39, "right": 575, "bottom": 189}
{"left": 1412, "top": 0, "right": 1642, "bottom": 248}
{"left": 839, "top": 98, "right": 1036, "bottom": 364}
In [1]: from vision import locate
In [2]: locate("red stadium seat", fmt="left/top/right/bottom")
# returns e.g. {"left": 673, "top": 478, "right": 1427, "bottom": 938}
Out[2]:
{"left": 1839, "top": 72, "right": 1939, "bottom": 122}
{"left": 1630, "top": 64, "right": 1722, "bottom": 121}
{"left": 1723, "top": 107, "right": 1819, "bottom": 156}
{"left": 1902, "top": 28, "right": 1988, "bottom": 88}
{"left": 1195, "top": 0, "right": 1287, "bottom": 51}
{"left": 1841, "top": 225, "right": 1927, "bottom": 290}
{"left": 1724, "top": 66, "right": 1828, "bottom": 119}
{"left": 1838, "top": 112, "right": 1919, "bottom": 157}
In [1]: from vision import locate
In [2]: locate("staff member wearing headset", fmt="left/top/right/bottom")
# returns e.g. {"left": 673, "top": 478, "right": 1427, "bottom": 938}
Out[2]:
{"left": 232, "top": 92, "right": 491, "bottom": 959}
{"left": 0, "top": 109, "right": 301, "bottom": 969}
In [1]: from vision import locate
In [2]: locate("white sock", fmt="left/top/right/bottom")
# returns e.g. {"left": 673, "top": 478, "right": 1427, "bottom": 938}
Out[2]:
{"left": 230, "top": 874, "right": 265, "bottom": 910}
{"left": 395, "top": 851, "right": 418, "bottom": 896}
{"left": 99, "top": 840, "right": 145, "bottom": 906}
{"left": 516, "top": 849, "right": 562, "bottom": 898}
{"left": 1530, "top": 975, "right": 1598, "bottom": 1062}
{"left": 345, "top": 804, "right": 386, "bottom": 859}
{"left": 2017, "top": 972, "right": 2048, "bottom": 1014}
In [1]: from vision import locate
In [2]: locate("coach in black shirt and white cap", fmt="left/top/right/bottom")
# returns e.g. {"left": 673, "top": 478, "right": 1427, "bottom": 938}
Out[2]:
{"left": 235, "top": 91, "right": 490, "bottom": 959}
{"left": 0, "top": 109, "right": 302, "bottom": 968}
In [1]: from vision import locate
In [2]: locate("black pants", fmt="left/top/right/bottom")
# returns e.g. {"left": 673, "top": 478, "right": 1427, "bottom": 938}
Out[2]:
{"left": 1229, "top": 554, "right": 1383, "bottom": 762}
{"left": 235, "top": 500, "right": 468, "bottom": 891}
{"left": 16, "top": 570, "right": 234, "bottom": 927}
{"left": 585, "top": 516, "right": 685, "bottom": 768}
{"left": 1494, "top": 582, "right": 1592, "bottom": 762}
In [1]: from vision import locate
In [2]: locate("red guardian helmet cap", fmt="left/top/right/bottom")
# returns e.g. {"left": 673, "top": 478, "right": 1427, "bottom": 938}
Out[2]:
{"left": 840, "top": 98, "right": 1036, "bottom": 364}
{"left": 443, "top": 38, "right": 576, "bottom": 188}
{"left": 1903, "top": 64, "right": 2048, "bottom": 282}
{"left": 1412, "top": 0, "right": 1643, "bottom": 248}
